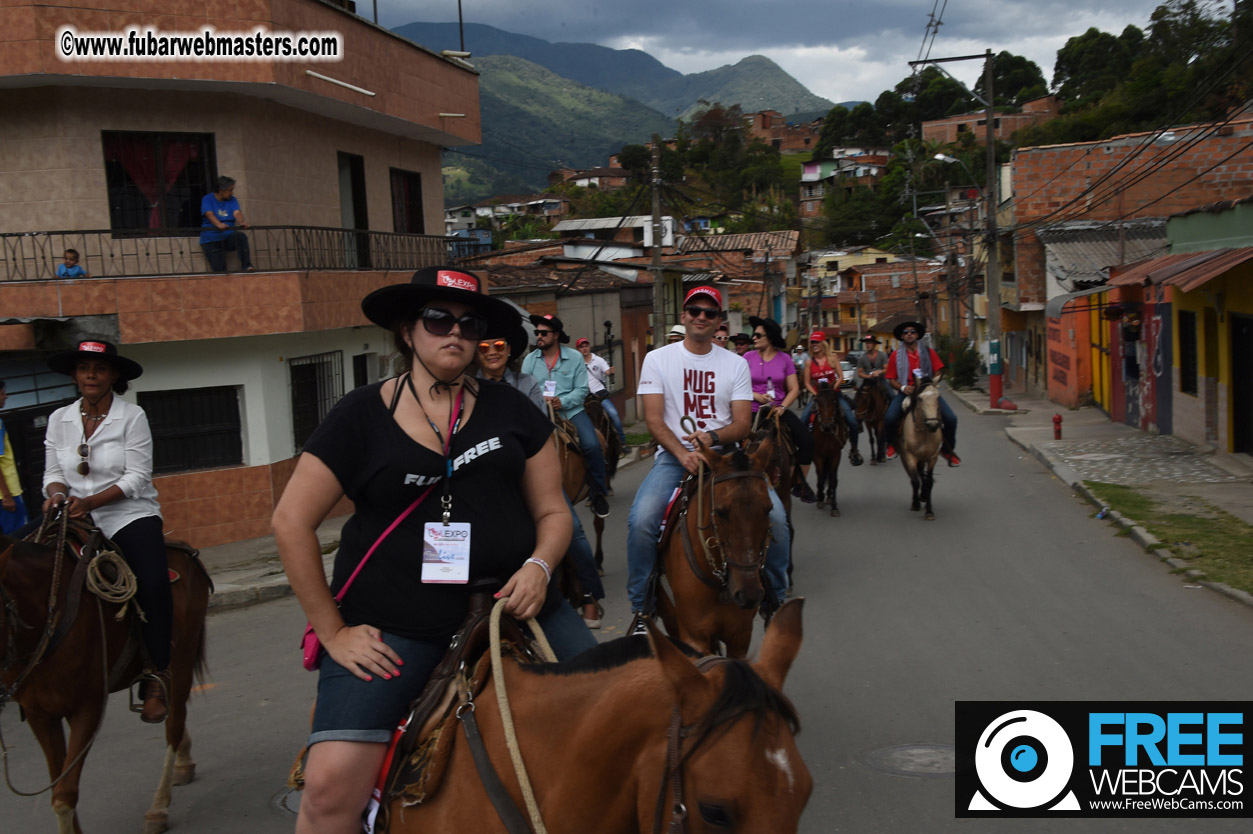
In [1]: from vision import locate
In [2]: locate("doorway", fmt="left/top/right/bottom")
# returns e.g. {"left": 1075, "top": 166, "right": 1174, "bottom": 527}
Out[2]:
{"left": 338, "top": 152, "right": 370, "bottom": 268}
{"left": 1232, "top": 314, "right": 1253, "bottom": 453}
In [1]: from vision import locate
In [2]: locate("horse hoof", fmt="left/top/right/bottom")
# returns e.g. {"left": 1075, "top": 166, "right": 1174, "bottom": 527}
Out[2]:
{"left": 143, "top": 812, "right": 170, "bottom": 834}
{"left": 830, "top": 508, "right": 840, "bottom": 517}
{"left": 910, "top": 505, "right": 920, "bottom": 512}
{"left": 173, "top": 763, "right": 196, "bottom": 785}
{"left": 925, "top": 513, "right": 936, "bottom": 521}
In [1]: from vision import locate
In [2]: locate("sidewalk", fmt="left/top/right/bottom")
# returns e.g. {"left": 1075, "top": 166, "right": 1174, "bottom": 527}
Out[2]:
{"left": 946, "top": 383, "right": 1253, "bottom": 609}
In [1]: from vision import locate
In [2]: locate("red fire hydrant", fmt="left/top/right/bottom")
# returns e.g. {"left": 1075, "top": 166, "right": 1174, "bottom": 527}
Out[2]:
{"left": 1053, "top": 413, "right": 1063, "bottom": 440}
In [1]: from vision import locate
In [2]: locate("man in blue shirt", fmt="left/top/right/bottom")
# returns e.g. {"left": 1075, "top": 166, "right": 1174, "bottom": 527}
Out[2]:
{"left": 200, "top": 176, "right": 254, "bottom": 273}
{"left": 521, "top": 314, "right": 611, "bottom": 518}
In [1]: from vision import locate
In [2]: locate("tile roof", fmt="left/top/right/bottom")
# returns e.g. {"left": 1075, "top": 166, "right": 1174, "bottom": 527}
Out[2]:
{"left": 483, "top": 262, "right": 630, "bottom": 293}
{"left": 677, "top": 230, "right": 800, "bottom": 256}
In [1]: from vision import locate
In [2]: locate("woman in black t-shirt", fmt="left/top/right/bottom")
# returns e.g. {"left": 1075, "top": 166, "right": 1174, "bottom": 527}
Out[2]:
{"left": 274, "top": 266, "right": 595, "bottom": 834}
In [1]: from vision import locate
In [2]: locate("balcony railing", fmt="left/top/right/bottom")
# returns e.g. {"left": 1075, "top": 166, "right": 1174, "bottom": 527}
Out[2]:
{"left": 0, "top": 226, "right": 457, "bottom": 282}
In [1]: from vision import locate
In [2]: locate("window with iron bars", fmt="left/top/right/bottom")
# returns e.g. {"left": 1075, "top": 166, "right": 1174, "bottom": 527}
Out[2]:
{"left": 137, "top": 386, "right": 243, "bottom": 474}
{"left": 290, "top": 351, "right": 344, "bottom": 452}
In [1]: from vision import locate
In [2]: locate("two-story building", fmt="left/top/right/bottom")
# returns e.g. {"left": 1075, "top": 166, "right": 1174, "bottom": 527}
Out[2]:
{"left": 0, "top": 0, "right": 478, "bottom": 546}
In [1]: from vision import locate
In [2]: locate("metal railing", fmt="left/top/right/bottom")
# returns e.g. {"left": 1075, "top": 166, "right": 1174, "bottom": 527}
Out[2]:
{"left": 0, "top": 226, "right": 457, "bottom": 281}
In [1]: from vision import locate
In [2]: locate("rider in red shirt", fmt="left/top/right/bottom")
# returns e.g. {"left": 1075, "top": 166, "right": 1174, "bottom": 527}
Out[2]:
{"left": 883, "top": 320, "right": 961, "bottom": 466}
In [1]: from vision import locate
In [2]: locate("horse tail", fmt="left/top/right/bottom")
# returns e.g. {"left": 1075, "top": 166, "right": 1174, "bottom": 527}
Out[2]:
{"left": 192, "top": 617, "right": 209, "bottom": 686}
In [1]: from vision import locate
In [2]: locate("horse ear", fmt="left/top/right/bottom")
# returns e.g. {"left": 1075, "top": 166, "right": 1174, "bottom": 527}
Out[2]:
{"left": 754, "top": 598, "right": 804, "bottom": 691}
{"left": 749, "top": 433, "right": 774, "bottom": 470}
{"left": 648, "top": 625, "right": 714, "bottom": 703}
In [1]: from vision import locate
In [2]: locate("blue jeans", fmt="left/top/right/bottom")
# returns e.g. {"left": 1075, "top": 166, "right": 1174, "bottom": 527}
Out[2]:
{"left": 600, "top": 397, "right": 626, "bottom": 445}
{"left": 801, "top": 395, "right": 860, "bottom": 447}
{"left": 200, "top": 230, "right": 252, "bottom": 272}
{"left": 0, "top": 494, "right": 28, "bottom": 535}
{"left": 564, "top": 495, "right": 604, "bottom": 599}
{"left": 884, "top": 392, "right": 957, "bottom": 451}
{"left": 571, "top": 410, "right": 609, "bottom": 495}
{"left": 625, "top": 451, "right": 789, "bottom": 612}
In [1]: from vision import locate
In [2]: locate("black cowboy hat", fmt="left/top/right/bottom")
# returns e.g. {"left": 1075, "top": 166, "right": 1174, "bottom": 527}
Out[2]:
{"left": 47, "top": 339, "right": 143, "bottom": 381}
{"left": 860, "top": 334, "right": 881, "bottom": 344}
{"left": 505, "top": 322, "right": 531, "bottom": 361}
{"left": 748, "top": 316, "right": 787, "bottom": 350}
{"left": 361, "top": 265, "right": 517, "bottom": 336}
{"left": 529, "top": 313, "right": 571, "bottom": 344}
{"left": 893, "top": 320, "right": 926, "bottom": 340}
{"left": 730, "top": 333, "right": 751, "bottom": 345}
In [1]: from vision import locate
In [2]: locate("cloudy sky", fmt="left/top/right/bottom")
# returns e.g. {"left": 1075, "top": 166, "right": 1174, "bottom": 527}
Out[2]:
{"left": 380, "top": 0, "right": 1167, "bottom": 104}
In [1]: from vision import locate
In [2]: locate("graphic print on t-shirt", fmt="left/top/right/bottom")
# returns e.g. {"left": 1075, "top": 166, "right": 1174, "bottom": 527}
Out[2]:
{"left": 683, "top": 369, "right": 717, "bottom": 427}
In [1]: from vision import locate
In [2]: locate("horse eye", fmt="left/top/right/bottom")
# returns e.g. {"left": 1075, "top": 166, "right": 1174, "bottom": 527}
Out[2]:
{"left": 699, "top": 802, "right": 735, "bottom": 828}
{"left": 714, "top": 508, "right": 730, "bottom": 520}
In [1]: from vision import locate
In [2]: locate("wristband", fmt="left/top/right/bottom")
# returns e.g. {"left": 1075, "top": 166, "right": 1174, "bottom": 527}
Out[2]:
{"left": 707, "top": 430, "right": 720, "bottom": 447}
{"left": 50, "top": 491, "right": 66, "bottom": 502}
{"left": 525, "top": 557, "right": 552, "bottom": 582}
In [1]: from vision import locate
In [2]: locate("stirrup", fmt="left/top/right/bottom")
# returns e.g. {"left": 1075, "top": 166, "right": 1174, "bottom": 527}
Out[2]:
{"left": 130, "top": 670, "right": 170, "bottom": 720}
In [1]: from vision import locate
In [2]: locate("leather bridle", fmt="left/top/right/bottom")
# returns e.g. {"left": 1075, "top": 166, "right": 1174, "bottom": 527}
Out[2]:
{"left": 681, "top": 467, "right": 771, "bottom": 594}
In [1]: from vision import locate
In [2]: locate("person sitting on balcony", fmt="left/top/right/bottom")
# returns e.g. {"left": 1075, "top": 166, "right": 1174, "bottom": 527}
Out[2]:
{"left": 56, "top": 248, "right": 90, "bottom": 279}
{"left": 200, "top": 176, "right": 255, "bottom": 274}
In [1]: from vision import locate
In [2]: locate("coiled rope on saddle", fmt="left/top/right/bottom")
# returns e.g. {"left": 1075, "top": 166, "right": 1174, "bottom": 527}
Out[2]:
{"left": 86, "top": 550, "right": 142, "bottom": 622}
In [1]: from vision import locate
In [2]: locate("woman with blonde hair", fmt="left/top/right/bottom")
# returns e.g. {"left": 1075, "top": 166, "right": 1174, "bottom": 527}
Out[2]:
{"left": 801, "top": 331, "right": 863, "bottom": 466}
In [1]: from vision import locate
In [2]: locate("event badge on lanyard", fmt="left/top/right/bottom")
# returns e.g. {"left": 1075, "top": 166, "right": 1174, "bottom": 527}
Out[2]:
{"left": 410, "top": 378, "right": 470, "bottom": 584}
{"left": 543, "top": 379, "right": 557, "bottom": 398}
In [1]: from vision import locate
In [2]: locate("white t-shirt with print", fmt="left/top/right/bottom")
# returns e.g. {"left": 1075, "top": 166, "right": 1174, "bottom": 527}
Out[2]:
{"left": 636, "top": 342, "right": 752, "bottom": 452}
{"left": 584, "top": 354, "right": 610, "bottom": 394}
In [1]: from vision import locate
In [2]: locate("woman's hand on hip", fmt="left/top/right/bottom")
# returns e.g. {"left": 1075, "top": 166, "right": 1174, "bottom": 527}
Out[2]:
{"left": 324, "top": 624, "right": 404, "bottom": 682}
{"left": 498, "top": 562, "right": 548, "bottom": 620}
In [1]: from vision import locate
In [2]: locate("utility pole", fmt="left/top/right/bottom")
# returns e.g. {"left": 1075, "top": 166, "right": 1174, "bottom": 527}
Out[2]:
{"left": 983, "top": 48, "right": 1003, "bottom": 409}
{"left": 650, "top": 136, "right": 665, "bottom": 348}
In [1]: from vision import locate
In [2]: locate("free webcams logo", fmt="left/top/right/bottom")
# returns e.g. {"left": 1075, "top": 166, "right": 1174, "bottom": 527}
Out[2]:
{"left": 956, "top": 702, "right": 1248, "bottom": 818}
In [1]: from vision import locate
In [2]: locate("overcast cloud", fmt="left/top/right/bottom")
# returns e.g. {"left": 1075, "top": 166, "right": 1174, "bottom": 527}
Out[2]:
{"left": 380, "top": 0, "right": 1165, "bottom": 104}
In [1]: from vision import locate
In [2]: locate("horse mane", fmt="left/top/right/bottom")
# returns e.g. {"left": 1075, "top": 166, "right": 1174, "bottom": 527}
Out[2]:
{"left": 520, "top": 633, "right": 701, "bottom": 677}
{"left": 727, "top": 447, "right": 753, "bottom": 471}
{"left": 518, "top": 637, "right": 800, "bottom": 737}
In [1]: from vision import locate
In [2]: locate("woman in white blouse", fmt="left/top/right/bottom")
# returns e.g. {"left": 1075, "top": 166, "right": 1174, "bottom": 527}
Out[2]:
{"left": 42, "top": 340, "right": 170, "bottom": 724}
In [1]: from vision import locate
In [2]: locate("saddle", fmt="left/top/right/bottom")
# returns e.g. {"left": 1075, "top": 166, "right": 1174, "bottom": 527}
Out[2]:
{"left": 289, "top": 580, "right": 545, "bottom": 826}
{"left": 655, "top": 476, "right": 695, "bottom": 555}
{"left": 551, "top": 414, "right": 580, "bottom": 453}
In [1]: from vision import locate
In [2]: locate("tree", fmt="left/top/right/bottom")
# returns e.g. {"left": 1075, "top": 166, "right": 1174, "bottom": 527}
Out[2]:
{"left": 973, "top": 52, "right": 1048, "bottom": 106}
{"left": 1146, "top": 0, "right": 1229, "bottom": 65}
{"left": 898, "top": 67, "right": 975, "bottom": 121}
{"left": 812, "top": 106, "right": 851, "bottom": 159}
{"left": 1051, "top": 26, "right": 1144, "bottom": 109}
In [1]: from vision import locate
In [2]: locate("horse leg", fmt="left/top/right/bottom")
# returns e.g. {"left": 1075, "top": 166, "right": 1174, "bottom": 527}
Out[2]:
{"left": 923, "top": 461, "right": 936, "bottom": 521}
{"left": 812, "top": 458, "right": 825, "bottom": 509}
{"left": 593, "top": 516, "right": 605, "bottom": 575}
{"left": 24, "top": 710, "right": 79, "bottom": 834}
{"left": 907, "top": 463, "right": 921, "bottom": 512}
{"left": 830, "top": 456, "right": 840, "bottom": 518}
{"left": 173, "top": 732, "right": 196, "bottom": 786}
{"left": 55, "top": 702, "right": 105, "bottom": 834}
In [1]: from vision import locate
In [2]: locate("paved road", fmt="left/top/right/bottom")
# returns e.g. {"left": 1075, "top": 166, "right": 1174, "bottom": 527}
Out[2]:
{"left": 4, "top": 406, "right": 1253, "bottom": 832}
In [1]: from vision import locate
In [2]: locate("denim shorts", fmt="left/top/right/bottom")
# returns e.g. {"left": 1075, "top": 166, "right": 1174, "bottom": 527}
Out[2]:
{"left": 308, "top": 631, "right": 447, "bottom": 746}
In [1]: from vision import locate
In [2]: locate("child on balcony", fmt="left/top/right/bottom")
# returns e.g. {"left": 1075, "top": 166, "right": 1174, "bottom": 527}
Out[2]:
{"left": 56, "top": 248, "right": 91, "bottom": 279}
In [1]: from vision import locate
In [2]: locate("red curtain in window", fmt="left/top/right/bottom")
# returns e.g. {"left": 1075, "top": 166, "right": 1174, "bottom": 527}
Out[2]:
{"left": 103, "top": 135, "right": 160, "bottom": 228}
{"left": 160, "top": 140, "right": 199, "bottom": 228}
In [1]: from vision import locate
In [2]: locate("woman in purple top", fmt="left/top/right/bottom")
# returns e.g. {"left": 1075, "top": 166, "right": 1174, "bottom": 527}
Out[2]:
{"left": 745, "top": 317, "right": 815, "bottom": 503}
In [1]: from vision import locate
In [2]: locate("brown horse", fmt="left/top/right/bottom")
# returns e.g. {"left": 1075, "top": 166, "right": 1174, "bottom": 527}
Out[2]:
{"left": 0, "top": 526, "right": 210, "bottom": 834}
{"left": 854, "top": 380, "right": 889, "bottom": 464}
{"left": 810, "top": 384, "right": 847, "bottom": 517}
{"left": 749, "top": 406, "right": 795, "bottom": 592}
{"left": 899, "top": 377, "right": 943, "bottom": 520}
{"left": 656, "top": 437, "right": 775, "bottom": 658}
{"left": 387, "top": 598, "right": 811, "bottom": 834}
{"left": 550, "top": 405, "right": 611, "bottom": 574}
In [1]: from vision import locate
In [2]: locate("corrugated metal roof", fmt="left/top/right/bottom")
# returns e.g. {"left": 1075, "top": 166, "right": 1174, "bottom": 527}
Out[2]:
{"left": 1108, "top": 246, "right": 1253, "bottom": 292}
{"left": 1038, "top": 220, "right": 1168, "bottom": 289}
{"left": 552, "top": 216, "right": 653, "bottom": 232}
{"left": 677, "top": 230, "right": 799, "bottom": 255}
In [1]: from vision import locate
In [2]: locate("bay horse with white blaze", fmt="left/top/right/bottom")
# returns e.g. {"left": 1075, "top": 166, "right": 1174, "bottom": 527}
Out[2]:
{"left": 0, "top": 520, "right": 209, "bottom": 834}
{"left": 854, "top": 380, "right": 889, "bottom": 464}
{"left": 809, "top": 383, "right": 847, "bottom": 517}
{"left": 656, "top": 437, "right": 775, "bottom": 658}
{"left": 386, "top": 598, "right": 812, "bottom": 834}
{"left": 898, "top": 377, "right": 943, "bottom": 520}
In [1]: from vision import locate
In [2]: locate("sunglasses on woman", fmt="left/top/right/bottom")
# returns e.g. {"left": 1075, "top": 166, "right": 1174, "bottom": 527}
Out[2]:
{"left": 77, "top": 443, "right": 90, "bottom": 476}
{"left": 418, "top": 307, "right": 489, "bottom": 341}
{"left": 477, "top": 339, "right": 508, "bottom": 352}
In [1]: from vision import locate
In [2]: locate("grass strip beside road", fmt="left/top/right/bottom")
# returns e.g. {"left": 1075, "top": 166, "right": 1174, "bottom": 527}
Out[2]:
{"left": 1086, "top": 481, "right": 1253, "bottom": 595}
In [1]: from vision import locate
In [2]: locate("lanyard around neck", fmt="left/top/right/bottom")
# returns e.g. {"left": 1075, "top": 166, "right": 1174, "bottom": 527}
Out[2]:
{"left": 404, "top": 374, "right": 465, "bottom": 524}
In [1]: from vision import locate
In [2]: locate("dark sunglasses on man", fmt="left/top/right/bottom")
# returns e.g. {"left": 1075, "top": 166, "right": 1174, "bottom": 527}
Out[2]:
{"left": 684, "top": 305, "right": 721, "bottom": 320}
{"left": 418, "top": 307, "right": 489, "bottom": 341}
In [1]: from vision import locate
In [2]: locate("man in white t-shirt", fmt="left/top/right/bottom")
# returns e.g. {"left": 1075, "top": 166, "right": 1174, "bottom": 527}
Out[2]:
{"left": 575, "top": 337, "right": 626, "bottom": 446}
{"left": 625, "top": 286, "right": 792, "bottom": 631}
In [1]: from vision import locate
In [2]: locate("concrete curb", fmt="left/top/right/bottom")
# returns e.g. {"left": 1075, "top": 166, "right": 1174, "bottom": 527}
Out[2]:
{"left": 1001, "top": 425, "right": 1253, "bottom": 613}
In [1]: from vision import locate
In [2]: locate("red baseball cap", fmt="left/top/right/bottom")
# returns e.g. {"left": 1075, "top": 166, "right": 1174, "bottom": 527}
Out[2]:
{"left": 575, "top": 337, "right": 589, "bottom": 347}
{"left": 808, "top": 330, "right": 826, "bottom": 342}
{"left": 682, "top": 285, "right": 722, "bottom": 308}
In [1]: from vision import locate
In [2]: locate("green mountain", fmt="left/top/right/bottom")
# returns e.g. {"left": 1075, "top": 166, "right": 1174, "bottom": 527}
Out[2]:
{"left": 443, "top": 55, "right": 673, "bottom": 207}
{"left": 649, "top": 56, "right": 835, "bottom": 119}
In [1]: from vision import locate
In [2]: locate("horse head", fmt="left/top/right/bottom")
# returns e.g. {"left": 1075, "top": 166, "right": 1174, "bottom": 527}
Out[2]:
{"left": 814, "top": 383, "right": 839, "bottom": 434}
{"left": 913, "top": 377, "right": 942, "bottom": 433}
{"left": 696, "top": 436, "right": 775, "bottom": 610}
{"left": 648, "top": 599, "right": 812, "bottom": 831}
